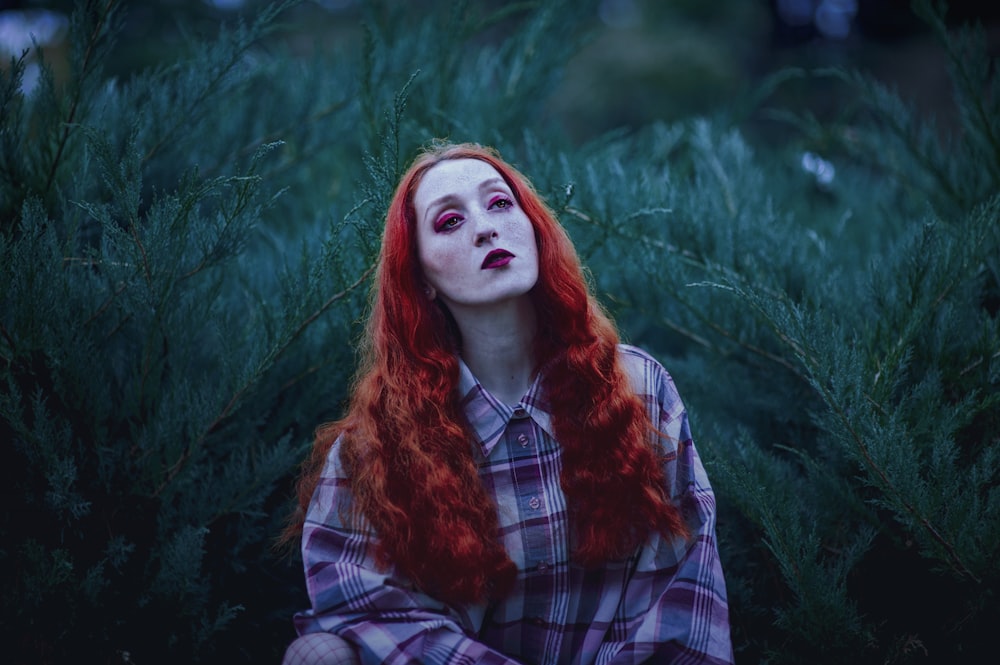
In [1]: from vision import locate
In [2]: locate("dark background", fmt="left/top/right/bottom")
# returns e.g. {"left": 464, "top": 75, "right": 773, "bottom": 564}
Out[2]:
{"left": 4, "top": 0, "right": 999, "bottom": 141}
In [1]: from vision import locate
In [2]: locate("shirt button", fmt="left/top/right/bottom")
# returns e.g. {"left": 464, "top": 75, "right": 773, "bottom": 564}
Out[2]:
{"left": 536, "top": 561, "right": 549, "bottom": 573}
{"left": 512, "top": 407, "right": 527, "bottom": 419}
{"left": 528, "top": 496, "right": 541, "bottom": 510}
{"left": 517, "top": 434, "right": 529, "bottom": 447}
{"left": 529, "top": 617, "right": 545, "bottom": 626}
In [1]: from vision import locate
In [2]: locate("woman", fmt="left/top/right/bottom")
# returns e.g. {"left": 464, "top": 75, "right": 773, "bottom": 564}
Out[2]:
{"left": 283, "top": 142, "right": 733, "bottom": 664}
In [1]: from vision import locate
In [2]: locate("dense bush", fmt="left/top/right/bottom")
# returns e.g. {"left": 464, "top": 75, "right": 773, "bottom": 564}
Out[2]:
{"left": 2, "top": 0, "right": 996, "bottom": 663}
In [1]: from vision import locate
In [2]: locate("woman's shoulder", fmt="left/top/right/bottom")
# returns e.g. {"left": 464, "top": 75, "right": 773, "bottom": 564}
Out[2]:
{"left": 617, "top": 343, "right": 660, "bottom": 364}
{"left": 616, "top": 343, "right": 669, "bottom": 379}
{"left": 616, "top": 343, "right": 683, "bottom": 405}
{"left": 318, "top": 431, "right": 351, "bottom": 481}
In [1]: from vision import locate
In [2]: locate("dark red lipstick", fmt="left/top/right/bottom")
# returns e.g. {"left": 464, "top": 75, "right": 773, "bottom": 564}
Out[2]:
{"left": 481, "top": 249, "right": 514, "bottom": 269}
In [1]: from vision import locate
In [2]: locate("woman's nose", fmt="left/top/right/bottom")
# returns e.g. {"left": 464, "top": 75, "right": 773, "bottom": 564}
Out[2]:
{"left": 474, "top": 219, "right": 498, "bottom": 246}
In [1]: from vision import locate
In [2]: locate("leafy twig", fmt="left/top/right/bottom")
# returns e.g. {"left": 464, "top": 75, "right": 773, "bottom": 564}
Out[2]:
{"left": 43, "top": 0, "right": 120, "bottom": 198}
{"left": 152, "top": 262, "right": 375, "bottom": 497}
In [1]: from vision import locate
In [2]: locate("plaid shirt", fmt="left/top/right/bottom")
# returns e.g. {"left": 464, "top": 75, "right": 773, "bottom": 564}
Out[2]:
{"left": 294, "top": 345, "right": 733, "bottom": 664}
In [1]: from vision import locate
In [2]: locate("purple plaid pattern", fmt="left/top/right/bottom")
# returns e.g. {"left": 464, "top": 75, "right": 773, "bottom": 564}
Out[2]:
{"left": 293, "top": 345, "right": 733, "bottom": 664}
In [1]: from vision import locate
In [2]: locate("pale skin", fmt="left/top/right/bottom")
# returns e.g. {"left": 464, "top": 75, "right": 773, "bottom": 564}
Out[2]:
{"left": 413, "top": 158, "right": 541, "bottom": 406}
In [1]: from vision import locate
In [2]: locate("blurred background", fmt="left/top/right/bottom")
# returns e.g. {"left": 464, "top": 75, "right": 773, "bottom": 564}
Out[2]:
{"left": 3, "top": 0, "right": 998, "bottom": 142}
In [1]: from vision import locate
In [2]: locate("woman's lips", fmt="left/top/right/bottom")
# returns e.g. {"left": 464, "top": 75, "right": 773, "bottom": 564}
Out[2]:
{"left": 482, "top": 249, "right": 515, "bottom": 269}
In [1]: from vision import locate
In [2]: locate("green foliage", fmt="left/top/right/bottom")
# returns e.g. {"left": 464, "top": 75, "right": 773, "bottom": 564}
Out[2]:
{"left": 0, "top": 0, "right": 601, "bottom": 662}
{"left": 570, "top": 2, "right": 997, "bottom": 660}
{"left": 1, "top": 0, "right": 997, "bottom": 663}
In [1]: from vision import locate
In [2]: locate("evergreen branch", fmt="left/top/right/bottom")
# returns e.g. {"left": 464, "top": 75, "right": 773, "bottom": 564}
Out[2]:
{"left": 658, "top": 316, "right": 714, "bottom": 351}
{"left": 132, "top": 203, "right": 165, "bottom": 414}
{"left": 736, "top": 283, "right": 983, "bottom": 583}
{"left": 872, "top": 239, "right": 967, "bottom": 390}
{"left": 62, "top": 257, "right": 131, "bottom": 267}
{"left": 783, "top": 65, "right": 963, "bottom": 211}
{"left": 959, "top": 349, "right": 1000, "bottom": 377}
{"left": 104, "top": 312, "right": 132, "bottom": 341}
{"left": 0, "top": 49, "right": 30, "bottom": 205}
{"left": 279, "top": 362, "right": 325, "bottom": 395}
{"left": 241, "top": 141, "right": 334, "bottom": 182}
{"left": 659, "top": 309, "right": 808, "bottom": 381}
{"left": 284, "top": 263, "right": 376, "bottom": 355}
{"left": 471, "top": 1, "right": 536, "bottom": 33}
{"left": 43, "top": 0, "right": 120, "bottom": 199}
{"left": 751, "top": 303, "right": 810, "bottom": 363}
{"left": 563, "top": 206, "right": 702, "bottom": 269}
{"left": 912, "top": 0, "right": 1000, "bottom": 176}
{"left": 177, "top": 176, "right": 265, "bottom": 282}
{"left": 83, "top": 280, "right": 128, "bottom": 329}
{"left": 706, "top": 152, "right": 738, "bottom": 219}
{"left": 684, "top": 304, "right": 807, "bottom": 380}
{"left": 0, "top": 320, "right": 16, "bottom": 362}
{"left": 712, "top": 449, "right": 807, "bottom": 592}
{"left": 565, "top": 204, "right": 789, "bottom": 302}
{"left": 128, "top": 219, "right": 153, "bottom": 284}
{"left": 234, "top": 97, "right": 352, "bottom": 161}
{"left": 565, "top": 204, "right": 808, "bottom": 379}
{"left": 829, "top": 67, "right": 962, "bottom": 207}
{"left": 691, "top": 121, "right": 737, "bottom": 218}
{"left": 152, "top": 261, "right": 376, "bottom": 498}
{"left": 141, "top": 74, "right": 237, "bottom": 166}
{"left": 207, "top": 479, "right": 272, "bottom": 526}
{"left": 141, "top": 1, "right": 296, "bottom": 166}
{"left": 813, "top": 375, "right": 982, "bottom": 583}
{"left": 359, "top": 22, "right": 379, "bottom": 137}
{"left": 775, "top": 443, "right": 884, "bottom": 532}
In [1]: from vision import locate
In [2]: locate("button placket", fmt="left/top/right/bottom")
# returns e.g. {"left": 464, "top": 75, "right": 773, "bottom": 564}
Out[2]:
{"left": 505, "top": 404, "right": 555, "bottom": 649}
{"left": 507, "top": 409, "right": 534, "bottom": 456}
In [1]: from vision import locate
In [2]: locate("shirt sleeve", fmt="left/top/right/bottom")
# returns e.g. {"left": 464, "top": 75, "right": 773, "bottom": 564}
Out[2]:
{"left": 293, "top": 437, "right": 525, "bottom": 665}
{"left": 607, "top": 349, "right": 734, "bottom": 665}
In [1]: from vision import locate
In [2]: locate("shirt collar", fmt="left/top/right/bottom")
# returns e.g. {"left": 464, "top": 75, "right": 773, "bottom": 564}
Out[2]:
{"left": 457, "top": 356, "right": 556, "bottom": 457}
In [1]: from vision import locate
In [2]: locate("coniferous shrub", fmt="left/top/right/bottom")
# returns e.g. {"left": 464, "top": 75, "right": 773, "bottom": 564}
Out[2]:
{"left": 1, "top": 0, "right": 598, "bottom": 662}
{"left": 2, "top": 0, "right": 996, "bottom": 663}
{"left": 568, "top": 2, "right": 998, "bottom": 661}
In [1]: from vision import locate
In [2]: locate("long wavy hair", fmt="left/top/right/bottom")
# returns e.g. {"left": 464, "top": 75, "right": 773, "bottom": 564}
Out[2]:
{"left": 286, "top": 142, "right": 686, "bottom": 605}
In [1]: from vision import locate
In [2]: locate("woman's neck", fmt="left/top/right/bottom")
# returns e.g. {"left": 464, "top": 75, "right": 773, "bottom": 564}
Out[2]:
{"left": 450, "top": 297, "right": 537, "bottom": 406}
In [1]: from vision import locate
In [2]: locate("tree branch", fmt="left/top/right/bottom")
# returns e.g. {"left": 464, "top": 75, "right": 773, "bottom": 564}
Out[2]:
{"left": 152, "top": 261, "right": 375, "bottom": 497}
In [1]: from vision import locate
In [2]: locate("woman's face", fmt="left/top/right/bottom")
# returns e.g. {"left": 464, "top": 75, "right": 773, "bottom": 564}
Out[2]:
{"left": 412, "top": 158, "right": 539, "bottom": 313}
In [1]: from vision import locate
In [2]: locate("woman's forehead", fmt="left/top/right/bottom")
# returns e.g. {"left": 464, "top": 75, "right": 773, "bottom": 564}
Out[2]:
{"left": 413, "top": 159, "right": 507, "bottom": 210}
{"left": 420, "top": 158, "right": 502, "bottom": 187}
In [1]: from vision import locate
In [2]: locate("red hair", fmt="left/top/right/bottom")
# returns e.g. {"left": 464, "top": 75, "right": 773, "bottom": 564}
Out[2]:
{"left": 286, "top": 142, "right": 686, "bottom": 604}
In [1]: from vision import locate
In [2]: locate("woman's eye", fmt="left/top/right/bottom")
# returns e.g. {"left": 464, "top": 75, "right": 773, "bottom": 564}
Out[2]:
{"left": 490, "top": 197, "right": 513, "bottom": 210}
{"left": 435, "top": 215, "right": 462, "bottom": 232}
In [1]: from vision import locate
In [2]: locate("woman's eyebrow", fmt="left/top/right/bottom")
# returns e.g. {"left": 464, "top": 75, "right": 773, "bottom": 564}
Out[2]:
{"left": 478, "top": 177, "right": 508, "bottom": 192}
{"left": 423, "top": 194, "right": 459, "bottom": 225}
